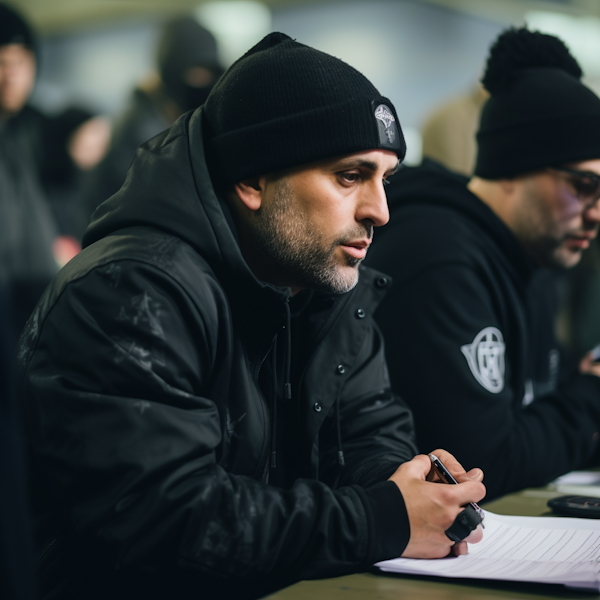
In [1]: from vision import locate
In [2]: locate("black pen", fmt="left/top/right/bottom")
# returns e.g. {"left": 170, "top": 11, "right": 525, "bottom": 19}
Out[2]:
{"left": 429, "top": 453, "right": 485, "bottom": 527}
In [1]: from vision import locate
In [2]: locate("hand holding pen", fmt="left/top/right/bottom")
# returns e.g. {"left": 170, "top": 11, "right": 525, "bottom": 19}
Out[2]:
{"left": 429, "top": 453, "right": 485, "bottom": 543}
{"left": 388, "top": 448, "right": 485, "bottom": 559}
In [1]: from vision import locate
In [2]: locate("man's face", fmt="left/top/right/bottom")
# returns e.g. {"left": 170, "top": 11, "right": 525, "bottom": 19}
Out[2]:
{"left": 511, "top": 159, "right": 600, "bottom": 269}
{"left": 0, "top": 43, "right": 36, "bottom": 117}
{"left": 239, "top": 149, "right": 398, "bottom": 294}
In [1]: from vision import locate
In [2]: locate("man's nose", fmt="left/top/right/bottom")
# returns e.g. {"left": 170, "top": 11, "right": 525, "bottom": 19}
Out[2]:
{"left": 359, "top": 182, "right": 389, "bottom": 228}
{"left": 584, "top": 200, "right": 600, "bottom": 224}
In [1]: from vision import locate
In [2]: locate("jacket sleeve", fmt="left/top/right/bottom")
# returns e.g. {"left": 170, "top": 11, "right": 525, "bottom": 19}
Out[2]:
{"left": 375, "top": 261, "right": 600, "bottom": 501}
{"left": 20, "top": 260, "right": 410, "bottom": 597}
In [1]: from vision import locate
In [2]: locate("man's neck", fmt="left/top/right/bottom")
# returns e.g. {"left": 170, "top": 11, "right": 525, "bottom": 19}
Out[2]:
{"left": 467, "top": 176, "right": 515, "bottom": 232}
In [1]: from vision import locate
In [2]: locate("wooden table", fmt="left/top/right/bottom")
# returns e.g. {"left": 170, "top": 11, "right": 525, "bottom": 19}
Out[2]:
{"left": 266, "top": 487, "right": 599, "bottom": 599}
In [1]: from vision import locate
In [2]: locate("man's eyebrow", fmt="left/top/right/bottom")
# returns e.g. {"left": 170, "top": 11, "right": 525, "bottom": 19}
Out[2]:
{"left": 387, "top": 161, "right": 400, "bottom": 177}
{"left": 333, "top": 158, "right": 400, "bottom": 175}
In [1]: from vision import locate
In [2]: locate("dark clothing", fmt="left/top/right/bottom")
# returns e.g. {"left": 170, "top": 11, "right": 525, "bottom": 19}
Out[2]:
{"left": 19, "top": 109, "right": 416, "bottom": 600}
{"left": 83, "top": 87, "right": 172, "bottom": 219}
{"left": 366, "top": 160, "right": 600, "bottom": 501}
{"left": 37, "top": 107, "right": 97, "bottom": 240}
{"left": 0, "top": 282, "right": 33, "bottom": 600}
{"left": 5, "top": 104, "right": 89, "bottom": 240}
{"left": 0, "top": 109, "right": 58, "bottom": 341}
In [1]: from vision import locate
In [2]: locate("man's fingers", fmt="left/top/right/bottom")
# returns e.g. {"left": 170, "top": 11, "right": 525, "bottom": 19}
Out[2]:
{"left": 463, "top": 523, "right": 484, "bottom": 544}
{"left": 455, "top": 468, "right": 484, "bottom": 483}
{"left": 396, "top": 454, "right": 436, "bottom": 480}
{"left": 447, "top": 479, "right": 486, "bottom": 507}
{"left": 580, "top": 352, "right": 600, "bottom": 377}
{"left": 428, "top": 448, "right": 466, "bottom": 478}
{"left": 451, "top": 541, "right": 468, "bottom": 556}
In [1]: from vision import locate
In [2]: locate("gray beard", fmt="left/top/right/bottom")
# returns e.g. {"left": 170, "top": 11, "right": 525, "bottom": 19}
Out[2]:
{"left": 251, "top": 178, "right": 370, "bottom": 294}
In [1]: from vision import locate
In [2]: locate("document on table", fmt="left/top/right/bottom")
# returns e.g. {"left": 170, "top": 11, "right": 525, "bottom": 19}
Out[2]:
{"left": 375, "top": 511, "right": 600, "bottom": 591}
{"left": 548, "top": 470, "right": 600, "bottom": 497}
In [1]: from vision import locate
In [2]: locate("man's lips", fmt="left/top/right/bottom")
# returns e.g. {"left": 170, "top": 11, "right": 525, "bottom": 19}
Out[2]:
{"left": 564, "top": 232, "right": 597, "bottom": 249}
{"left": 340, "top": 240, "right": 371, "bottom": 260}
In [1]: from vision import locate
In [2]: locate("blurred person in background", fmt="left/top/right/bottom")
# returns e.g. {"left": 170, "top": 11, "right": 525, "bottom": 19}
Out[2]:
{"left": 84, "top": 15, "right": 224, "bottom": 218}
{"left": 367, "top": 27, "right": 600, "bottom": 501}
{"left": 0, "top": 2, "right": 59, "bottom": 343}
{"left": 39, "top": 107, "right": 111, "bottom": 242}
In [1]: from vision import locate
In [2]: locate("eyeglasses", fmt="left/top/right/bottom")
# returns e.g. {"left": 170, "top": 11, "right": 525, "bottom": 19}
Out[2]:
{"left": 549, "top": 166, "right": 600, "bottom": 206}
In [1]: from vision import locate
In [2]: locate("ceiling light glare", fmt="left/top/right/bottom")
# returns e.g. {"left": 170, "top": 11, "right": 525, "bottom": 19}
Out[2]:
{"left": 196, "top": 1, "right": 272, "bottom": 67}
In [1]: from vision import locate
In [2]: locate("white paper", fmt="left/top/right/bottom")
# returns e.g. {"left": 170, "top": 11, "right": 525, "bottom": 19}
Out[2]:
{"left": 375, "top": 511, "right": 600, "bottom": 591}
{"left": 548, "top": 470, "right": 600, "bottom": 497}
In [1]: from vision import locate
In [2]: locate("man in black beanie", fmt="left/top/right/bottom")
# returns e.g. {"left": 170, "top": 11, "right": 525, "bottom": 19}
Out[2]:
{"left": 18, "top": 32, "right": 485, "bottom": 600}
{"left": 366, "top": 26, "right": 600, "bottom": 501}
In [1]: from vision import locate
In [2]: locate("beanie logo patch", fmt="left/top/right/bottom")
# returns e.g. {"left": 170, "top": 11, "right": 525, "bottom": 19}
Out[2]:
{"left": 374, "top": 104, "right": 397, "bottom": 145}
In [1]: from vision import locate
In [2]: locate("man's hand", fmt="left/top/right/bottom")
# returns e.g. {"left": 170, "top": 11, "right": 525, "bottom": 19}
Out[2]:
{"left": 580, "top": 350, "right": 600, "bottom": 378}
{"left": 388, "top": 448, "right": 485, "bottom": 559}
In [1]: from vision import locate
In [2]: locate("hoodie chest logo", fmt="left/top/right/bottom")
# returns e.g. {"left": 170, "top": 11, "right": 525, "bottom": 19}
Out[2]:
{"left": 461, "top": 327, "right": 505, "bottom": 394}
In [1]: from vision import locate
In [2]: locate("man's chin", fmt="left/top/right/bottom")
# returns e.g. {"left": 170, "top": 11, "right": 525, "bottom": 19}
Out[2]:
{"left": 550, "top": 247, "right": 583, "bottom": 270}
{"left": 320, "top": 265, "right": 360, "bottom": 295}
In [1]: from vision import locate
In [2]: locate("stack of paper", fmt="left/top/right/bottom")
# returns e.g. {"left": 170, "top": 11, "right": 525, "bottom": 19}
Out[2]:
{"left": 548, "top": 470, "right": 600, "bottom": 497}
{"left": 376, "top": 511, "right": 600, "bottom": 591}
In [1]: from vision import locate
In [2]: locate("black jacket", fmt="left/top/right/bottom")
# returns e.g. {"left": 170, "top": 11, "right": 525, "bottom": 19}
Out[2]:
{"left": 366, "top": 160, "right": 600, "bottom": 501}
{"left": 0, "top": 108, "right": 59, "bottom": 339}
{"left": 18, "top": 109, "right": 417, "bottom": 599}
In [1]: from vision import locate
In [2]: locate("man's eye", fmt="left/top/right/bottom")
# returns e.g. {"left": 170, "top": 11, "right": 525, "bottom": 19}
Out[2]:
{"left": 341, "top": 172, "right": 360, "bottom": 183}
{"left": 571, "top": 177, "right": 598, "bottom": 199}
{"left": 383, "top": 178, "right": 390, "bottom": 186}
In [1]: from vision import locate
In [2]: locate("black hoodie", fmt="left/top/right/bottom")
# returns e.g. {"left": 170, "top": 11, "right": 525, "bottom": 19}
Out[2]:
{"left": 18, "top": 109, "right": 416, "bottom": 600}
{"left": 366, "top": 159, "right": 600, "bottom": 501}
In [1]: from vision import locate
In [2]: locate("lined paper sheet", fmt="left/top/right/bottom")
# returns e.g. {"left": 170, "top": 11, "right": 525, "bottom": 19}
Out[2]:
{"left": 376, "top": 511, "right": 600, "bottom": 591}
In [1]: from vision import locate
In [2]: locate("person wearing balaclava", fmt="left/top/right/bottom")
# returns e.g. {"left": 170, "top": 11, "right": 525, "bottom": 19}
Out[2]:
{"left": 83, "top": 15, "right": 224, "bottom": 220}
{"left": 0, "top": 3, "right": 59, "bottom": 342}
{"left": 366, "top": 26, "right": 600, "bottom": 501}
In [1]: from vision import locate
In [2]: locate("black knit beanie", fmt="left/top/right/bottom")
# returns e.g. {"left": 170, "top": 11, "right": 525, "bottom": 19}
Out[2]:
{"left": 0, "top": 3, "right": 36, "bottom": 55}
{"left": 475, "top": 27, "right": 600, "bottom": 179}
{"left": 203, "top": 32, "right": 405, "bottom": 183}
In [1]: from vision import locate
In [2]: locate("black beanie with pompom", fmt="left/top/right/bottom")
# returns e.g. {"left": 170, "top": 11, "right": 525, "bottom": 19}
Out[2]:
{"left": 202, "top": 32, "right": 405, "bottom": 184}
{"left": 475, "top": 27, "right": 600, "bottom": 179}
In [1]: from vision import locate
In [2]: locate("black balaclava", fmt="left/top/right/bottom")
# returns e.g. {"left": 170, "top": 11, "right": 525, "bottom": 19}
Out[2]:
{"left": 475, "top": 27, "right": 600, "bottom": 179}
{"left": 157, "top": 16, "right": 224, "bottom": 113}
{"left": 203, "top": 32, "right": 406, "bottom": 184}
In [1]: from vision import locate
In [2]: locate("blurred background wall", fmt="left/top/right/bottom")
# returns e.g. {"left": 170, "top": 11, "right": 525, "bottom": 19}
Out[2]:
{"left": 10, "top": 0, "right": 600, "bottom": 166}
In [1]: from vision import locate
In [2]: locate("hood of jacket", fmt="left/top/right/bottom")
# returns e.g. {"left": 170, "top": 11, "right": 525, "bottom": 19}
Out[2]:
{"left": 83, "top": 107, "right": 286, "bottom": 306}
{"left": 375, "top": 158, "right": 535, "bottom": 284}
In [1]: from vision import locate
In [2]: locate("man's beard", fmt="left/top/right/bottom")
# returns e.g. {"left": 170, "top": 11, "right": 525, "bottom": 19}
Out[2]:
{"left": 250, "top": 178, "right": 371, "bottom": 294}
{"left": 512, "top": 185, "right": 590, "bottom": 269}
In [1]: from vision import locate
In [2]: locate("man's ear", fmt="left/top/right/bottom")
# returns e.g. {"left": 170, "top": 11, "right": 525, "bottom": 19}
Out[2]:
{"left": 234, "top": 177, "right": 264, "bottom": 212}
